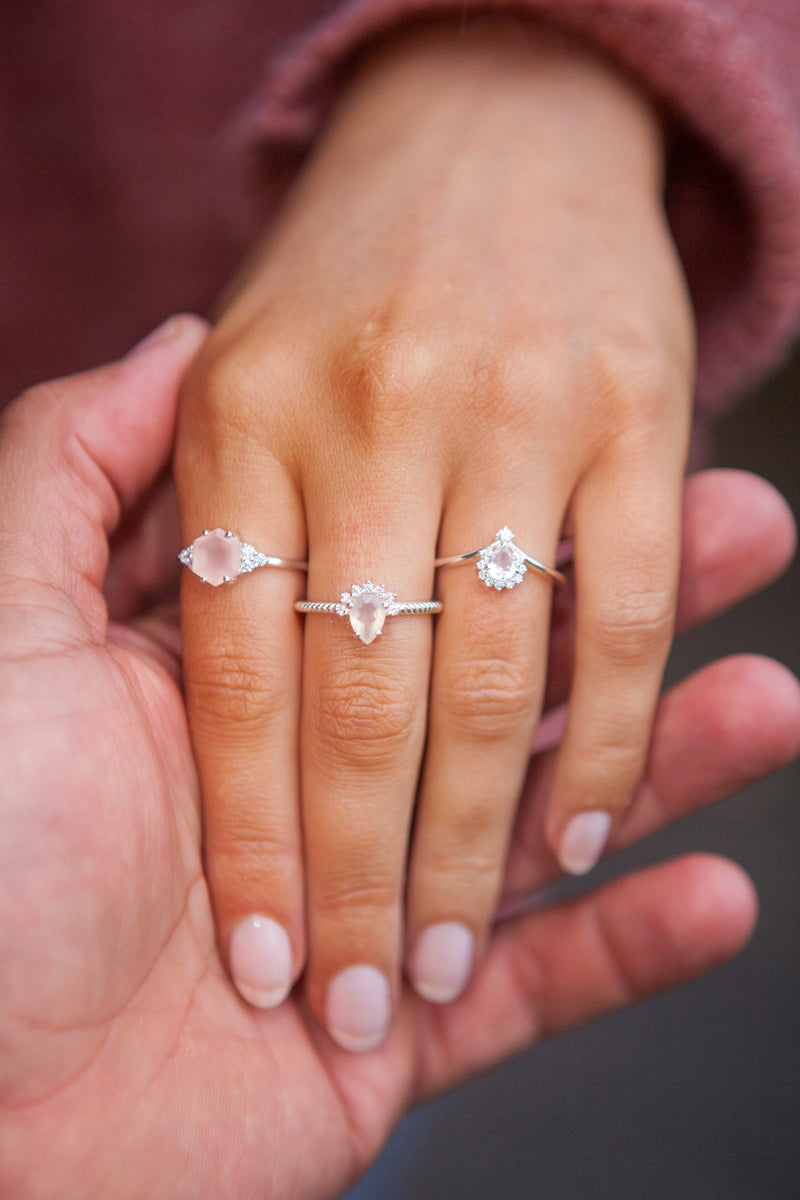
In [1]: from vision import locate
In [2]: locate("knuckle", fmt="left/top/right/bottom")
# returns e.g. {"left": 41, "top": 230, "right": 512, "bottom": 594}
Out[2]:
{"left": 441, "top": 651, "right": 538, "bottom": 739}
{"left": 316, "top": 870, "right": 400, "bottom": 929}
{"left": 180, "top": 338, "right": 294, "bottom": 453}
{"left": 309, "top": 665, "right": 421, "bottom": 766}
{"left": 332, "top": 323, "right": 436, "bottom": 440}
{"left": 207, "top": 828, "right": 297, "bottom": 896}
{"left": 457, "top": 340, "right": 564, "bottom": 443}
{"left": 588, "top": 588, "right": 675, "bottom": 664}
{"left": 209, "top": 824, "right": 293, "bottom": 865}
{"left": 421, "top": 819, "right": 503, "bottom": 872}
{"left": 573, "top": 733, "right": 648, "bottom": 797}
{"left": 585, "top": 332, "right": 688, "bottom": 438}
{"left": 187, "top": 647, "right": 288, "bottom": 736}
{"left": 183, "top": 347, "right": 257, "bottom": 431}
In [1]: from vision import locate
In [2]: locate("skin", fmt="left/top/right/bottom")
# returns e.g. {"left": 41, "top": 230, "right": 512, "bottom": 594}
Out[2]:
{"left": 176, "top": 19, "right": 696, "bottom": 1044}
{"left": 0, "top": 320, "right": 798, "bottom": 1197}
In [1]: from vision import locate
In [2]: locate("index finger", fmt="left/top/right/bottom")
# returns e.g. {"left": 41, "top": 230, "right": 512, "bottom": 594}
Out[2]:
{"left": 176, "top": 402, "right": 308, "bottom": 1012}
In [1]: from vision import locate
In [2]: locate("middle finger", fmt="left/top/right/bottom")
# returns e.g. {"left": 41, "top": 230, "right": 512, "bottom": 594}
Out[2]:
{"left": 299, "top": 472, "right": 442, "bottom": 1052}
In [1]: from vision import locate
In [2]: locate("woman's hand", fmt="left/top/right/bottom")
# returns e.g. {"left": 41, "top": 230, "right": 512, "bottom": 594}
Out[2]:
{"left": 176, "top": 19, "right": 695, "bottom": 1048}
{"left": 1, "top": 328, "right": 796, "bottom": 1196}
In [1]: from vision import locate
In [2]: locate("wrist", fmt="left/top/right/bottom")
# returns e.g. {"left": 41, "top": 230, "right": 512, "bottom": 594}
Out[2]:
{"left": 324, "top": 16, "right": 664, "bottom": 198}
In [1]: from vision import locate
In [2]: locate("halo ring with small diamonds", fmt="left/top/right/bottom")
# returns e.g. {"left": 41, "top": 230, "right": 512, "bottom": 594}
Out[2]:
{"left": 179, "top": 528, "right": 308, "bottom": 586}
{"left": 295, "top": 581, "right": 442, "bottom": 645}
{"left": 434, "top": 526, "right": 565, "bottom": 590}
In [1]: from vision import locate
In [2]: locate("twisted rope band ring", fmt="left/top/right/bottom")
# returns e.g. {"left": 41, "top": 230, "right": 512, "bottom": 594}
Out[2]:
{"left": 295, "top": 581, "right": 442, "bottom": 644}
{"left": 179, "top": 528, "right": 308, "bottom": 586}
{"left": 434, "top": 526, "right": 565, "bottom": 590}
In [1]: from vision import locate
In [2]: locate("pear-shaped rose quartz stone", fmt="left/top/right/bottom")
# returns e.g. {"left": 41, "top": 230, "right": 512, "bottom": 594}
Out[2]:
{"left": 348, "top": 593, "right": 387, "bottom": 644}
{"left": 190, "top": 529, "right": 242, "bottom": 586}
{"left": 486, "top": 544, "right": 516, "bottom": 583}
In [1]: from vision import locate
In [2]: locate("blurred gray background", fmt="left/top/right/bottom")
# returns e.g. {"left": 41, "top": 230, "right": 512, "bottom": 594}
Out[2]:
{"left": 347, "top": 347, "right": 800, "bottom": 1200}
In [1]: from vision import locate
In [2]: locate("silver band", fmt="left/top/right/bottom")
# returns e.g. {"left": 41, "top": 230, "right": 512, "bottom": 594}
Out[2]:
{"left": 295, "top": 581, "right": 442, "bottom": 644}
{"left": 179, "top": 528, "right": 307, "bottom": 586}
{"left": 434, "top": 548, "right": 565, "bottom": 585}
{"left": 435, "top": 526, "right": 565, "bottom": 590}
{"left": 295, "top": 600, "right": 442, "bottom": 616}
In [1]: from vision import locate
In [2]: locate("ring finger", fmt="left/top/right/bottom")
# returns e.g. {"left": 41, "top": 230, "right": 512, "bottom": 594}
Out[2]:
{"left": 404, "top": 469, "right": 566, "bottom": 1003}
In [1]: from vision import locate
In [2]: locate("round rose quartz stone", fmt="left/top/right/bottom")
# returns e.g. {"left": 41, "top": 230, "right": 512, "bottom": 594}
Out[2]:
{"left": 190, "top": 528, "right": 241, "bottom": 586}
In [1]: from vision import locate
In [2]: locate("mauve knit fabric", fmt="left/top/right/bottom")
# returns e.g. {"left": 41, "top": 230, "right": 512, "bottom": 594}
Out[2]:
{"left": 2, "top": 0, "right": 800, "bottom": 413}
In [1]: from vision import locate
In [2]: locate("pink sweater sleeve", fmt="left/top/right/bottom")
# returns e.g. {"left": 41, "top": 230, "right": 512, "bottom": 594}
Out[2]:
{"left": 240, "top": 0, "right": 800, "bottom": 414}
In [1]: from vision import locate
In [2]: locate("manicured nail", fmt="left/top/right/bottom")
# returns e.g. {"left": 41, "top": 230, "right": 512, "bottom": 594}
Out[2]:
{"left": 126, "top": 315, "right": 184, "bottom": 356}
{"left": 409, "top": 922, "right": 475, "bottom": 1004}
{"left": 558, "top": 810, "right": 613, "bottom": 876}
{"left": 325, "top": 965, "right": 391, "bottom": 1053}
{"left": 229, "top": 915, "right": 293, "bottom": 1009}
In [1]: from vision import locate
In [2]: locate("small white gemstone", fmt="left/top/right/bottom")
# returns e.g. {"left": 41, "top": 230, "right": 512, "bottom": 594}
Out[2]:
{"left": 241, "top": 543, "right": 267, "bottom": 573}
{"left": 496, "top": 526, "right": 514, "bottom": 543}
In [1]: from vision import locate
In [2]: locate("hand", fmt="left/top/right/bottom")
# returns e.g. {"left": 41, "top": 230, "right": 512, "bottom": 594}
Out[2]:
{"left": 0, "top": 325, "right": 797, "bottom": 1196}
{"left": 176, "top": 19, "right": 695, "bottom": 1044}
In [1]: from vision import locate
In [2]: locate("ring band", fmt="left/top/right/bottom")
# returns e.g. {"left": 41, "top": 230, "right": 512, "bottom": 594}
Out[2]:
{"left": 295, "top": 581, "right": 442, "bottom": 644}
{"left": 179, "top": 528, "right": 307, "bottom": 586}
{"left": 434, "top": 526, "right": 565, "bottom": 589}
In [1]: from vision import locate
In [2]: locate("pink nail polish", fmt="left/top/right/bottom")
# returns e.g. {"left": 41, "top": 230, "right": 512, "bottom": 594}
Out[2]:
{"left": 229, "top": 915, "right": 293, "bottom": 1009}
{"left": 410, "top": 922, "right": 474, "bottom": 1004}
{"left": 558, "top": 811, "right": 612, "bottom": 876}
{"left": 325, "top": 965, "right": 391, "bottom": 1053}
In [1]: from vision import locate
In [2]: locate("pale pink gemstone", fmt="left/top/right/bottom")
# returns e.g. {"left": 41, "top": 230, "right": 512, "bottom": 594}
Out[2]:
{"left": 191, "top": 528, "right": 241, "bottom": 586}
{"left": 348, "top": 593, "right": 386, "bottom": 644}
{"left": 487, "top": 544, "right": 515, "bottom": 582}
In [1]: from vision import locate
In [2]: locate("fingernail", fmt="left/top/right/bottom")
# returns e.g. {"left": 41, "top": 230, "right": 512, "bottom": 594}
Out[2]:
{"left": 229, "top": 915, "right": 293, "bottom": 1009}
{"left": 125, "top": 315, "right": 183, "bottom": 356}
{"left": 325, "top": 965, "right": 391, "bottom": 1053}
{"left": 558, "top": 811, "right": 613, "bottom": 876}
{"left": 409, "top": 922, "right": 475, "bottom": 1004}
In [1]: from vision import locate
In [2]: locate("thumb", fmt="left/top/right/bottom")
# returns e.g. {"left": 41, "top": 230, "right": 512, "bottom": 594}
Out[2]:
{"left": 0, "top": 315, "right": 208, "bottom": 639}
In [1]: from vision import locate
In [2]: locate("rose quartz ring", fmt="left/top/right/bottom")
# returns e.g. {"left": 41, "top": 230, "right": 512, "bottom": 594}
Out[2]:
{"left": 178, "top": 528, "right": 307, "bottom": 586}
{"left": 434, "top": 526, "right": 565, "bottom": 590}
{"left": 295, "top": 581, "right": 442, "bottom": 645}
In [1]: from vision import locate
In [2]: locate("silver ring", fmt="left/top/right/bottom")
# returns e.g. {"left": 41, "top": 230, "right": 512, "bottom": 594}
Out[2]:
{"left": 295, "top": 581, "right": 442, "bottom": 644}
{"left": 178, "top": 528, "right": 308, "bottom": 586}
{"left": 434, "top": 526, "right": 565, "bottom": 590}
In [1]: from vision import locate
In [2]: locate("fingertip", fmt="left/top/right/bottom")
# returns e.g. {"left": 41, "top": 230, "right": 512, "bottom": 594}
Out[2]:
{"left": 126, "top": 313, "right": 209, "bottom": 359}
{"left": 681, "top": 470, "right": 797, "bottom": 620}
{"left": 556, "top": 809, "right": 612, "bottom": 876}
{"left": 737, "top": 472, "right": 797, "bottom": 569}
{"left": 701, "top": 655, "right": 800, "bottom": 773}
{"left": 229, "top": 914, "right": 295, "bottom": 1010}
{"left": 736, "top": 655, "right": 800, "bottom": 759}
{"left": 408, "top": 922, "right": 475, "bottom": 1004}
{"left": 325, "top": 965, "right": 392, "bottom": 1053}
{"left": 663, "top": 853, "right": 759, "bottom": 968}
{"left": 708, "top": 469, "right": 797, "bottom": 556}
